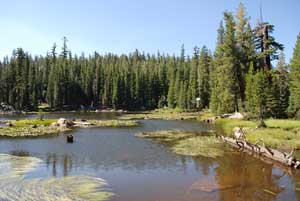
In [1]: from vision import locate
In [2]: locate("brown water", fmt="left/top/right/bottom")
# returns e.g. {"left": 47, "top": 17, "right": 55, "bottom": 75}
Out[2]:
{"left": 0, "top": 113, "right": 300, "bottom": 201}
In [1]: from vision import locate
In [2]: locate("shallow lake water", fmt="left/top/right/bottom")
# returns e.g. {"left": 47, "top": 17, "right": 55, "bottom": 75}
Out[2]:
{"left": 0, "top": 113, "right": 300, "bottom": 201}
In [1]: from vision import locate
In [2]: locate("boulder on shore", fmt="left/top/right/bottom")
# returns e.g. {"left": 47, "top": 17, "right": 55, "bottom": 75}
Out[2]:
{"left": 228, "top": 112, "right": 244, "bottom": 119}
{"left": 55, "top": 118, "right": 75, "bottom": 128}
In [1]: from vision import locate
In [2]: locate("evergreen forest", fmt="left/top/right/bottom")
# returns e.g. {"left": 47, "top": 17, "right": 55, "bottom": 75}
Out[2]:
{"left": 1, "top": 3, "right": 300, "bottom": 119}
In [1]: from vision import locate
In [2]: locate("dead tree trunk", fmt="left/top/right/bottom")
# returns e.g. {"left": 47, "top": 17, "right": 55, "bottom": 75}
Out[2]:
{"left": 221, "top": 135, "right": 300, "bottom": 170}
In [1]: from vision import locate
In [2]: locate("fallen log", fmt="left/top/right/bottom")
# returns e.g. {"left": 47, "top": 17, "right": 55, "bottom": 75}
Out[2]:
{"left": 221, "top": 136, "right": 300, "bottom": 170}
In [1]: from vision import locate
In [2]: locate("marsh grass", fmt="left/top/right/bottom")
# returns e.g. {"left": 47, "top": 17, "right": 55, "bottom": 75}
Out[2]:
{"left": 171, "top": 136, "right": 224, "bottom": 158}
{"left": 136, "top": 130, "right": 224, "bottom": 158}
{"left": 120, "top": 108, "right": 200, "bottom": 120}
{"left": 215, "top": 118, "right": 300, "bottom": 149}
{"left": 88, "top": 120, "right": 138, "bottom": 127}
{"left": 136, "top": 130, "right": 196, "bottom": 143}
{"left": 0, "top": 153, "right": 42, "bottom": 179}
{"left": 0, "top": 125, "right": 69, "bottom": 137}
{"left": 0, "top": 118, "right": 68, "bottom": 137}
{"left": 0, "top": 154, "right": 113, "bottom": 201}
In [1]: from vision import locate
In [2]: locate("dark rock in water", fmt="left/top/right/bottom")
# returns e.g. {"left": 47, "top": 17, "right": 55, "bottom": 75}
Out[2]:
{"left": 81, "top": 119, "right": 87, "bottom": 122}
{"left": 31, "top": 124, "right": 38, "bottom": 128}
{"left": 67, "top": 135, "right": 74, "bottom": 143}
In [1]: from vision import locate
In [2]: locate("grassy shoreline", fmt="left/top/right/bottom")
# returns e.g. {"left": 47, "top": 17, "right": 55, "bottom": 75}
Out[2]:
{"left": 119, "top": 108, "right": 201, "bottom": 120}
{"left": 128, "top": 109, "right": 300, "bottom": 151}
{"left": 0, "top": 119, "right": 138, "bottom": 137}
{"left": 215, "top": 118, "right": 300, "bottom": 150}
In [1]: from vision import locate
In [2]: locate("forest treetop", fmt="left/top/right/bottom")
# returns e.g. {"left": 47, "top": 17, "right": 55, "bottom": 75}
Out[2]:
{"left": 0, "top": 3, "right": 300, "bottom": 119}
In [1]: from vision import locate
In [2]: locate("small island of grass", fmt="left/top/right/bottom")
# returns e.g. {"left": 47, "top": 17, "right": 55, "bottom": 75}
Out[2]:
{"left": 0, "top": 119, "right": 138, "bottom": 137}
{"left": 136, "top": 130, "right": 224, "bottom": 158}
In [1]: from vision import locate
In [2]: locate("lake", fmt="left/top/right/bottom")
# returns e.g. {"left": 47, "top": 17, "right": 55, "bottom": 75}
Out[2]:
{"left": 0, "top": 113, "right": 300, "bottom": 201}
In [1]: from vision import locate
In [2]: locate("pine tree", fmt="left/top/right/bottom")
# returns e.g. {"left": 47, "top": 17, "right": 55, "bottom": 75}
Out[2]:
{"left": 211, "top": 12, "right": 238, "bottom": 114}
{"left": 245, "top": 62, "right": 257, "bottom": 114}
{"left": 167, "top": 57, "right": 176, "bottom": 108}
{"left": 61, "top": 37, "right": 68, "bottom": 59}
{"left": 198, "top": 46, "right": 211, "bottom": 109}
{"left": 188, "top": 46, "right": 199, "bottom": 110}
{"left": 235, "top": 3, "right": 255, "bottom": 111}
{"left": 210, "top": 21, "right": 225, "bottom": 113}
{"left": 28, "top": 60, "right": 38, "bottom": 109}
{"left": 275, "top": 51, "right": 289, "bottom": 118}
{"left": 289, "top": 33, "right": 300, "bottom": 117}
{"left": 255, "top": 70, "right": 268, "bottom": 125}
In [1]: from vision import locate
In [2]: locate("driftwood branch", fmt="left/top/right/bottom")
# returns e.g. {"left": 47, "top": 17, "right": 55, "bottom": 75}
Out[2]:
{"left": 221, "top": 128, "right": 300, "bottom": 170}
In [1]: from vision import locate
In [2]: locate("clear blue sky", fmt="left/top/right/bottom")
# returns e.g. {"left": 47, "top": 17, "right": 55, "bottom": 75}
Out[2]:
{"left": 0, "top": 0, "right": 299, "bottom": 62}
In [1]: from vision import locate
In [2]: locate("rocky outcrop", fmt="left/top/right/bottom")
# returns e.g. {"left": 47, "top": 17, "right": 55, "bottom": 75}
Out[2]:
{"left": 52, "top": 118, "right": 75, "bottom": 128}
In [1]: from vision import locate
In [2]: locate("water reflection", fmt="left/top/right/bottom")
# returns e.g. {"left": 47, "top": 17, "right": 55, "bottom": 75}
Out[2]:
{"left": 45, "top": 154, "right": 74, "bottom": 177}
{"left": 214, "top": 152, "right": 284, "bottom": 201}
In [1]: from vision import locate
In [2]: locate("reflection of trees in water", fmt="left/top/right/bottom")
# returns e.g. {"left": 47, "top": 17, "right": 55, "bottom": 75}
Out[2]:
{"left": 289, "top": 170, "right": 300, "bottom": 201}
{"left": 214, "top": 152, "right": 285, "bottom": 201}
{"left": 46, "top": 154, "right": 73, "bottom": 177}
{"left": 192, "top": 156, "right": 216, "bottom": 176}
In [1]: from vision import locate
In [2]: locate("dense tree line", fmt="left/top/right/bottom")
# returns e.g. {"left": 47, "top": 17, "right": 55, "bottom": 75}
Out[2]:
{"left": 0, "top": 3, "right": 300, "bottom": 119}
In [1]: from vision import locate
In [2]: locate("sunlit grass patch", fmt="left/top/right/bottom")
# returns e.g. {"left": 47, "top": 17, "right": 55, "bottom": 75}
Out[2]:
{"left": 215, "top": 118, "right": 300, "bottom": 149}
{"left": 12, "top": 119, "right": 56, "bottom": 127}
{"left": 215, "top": 119, "right": 256, "bottom": 136}
{"left": 245, "top": 128, "right": 300, "bottom": 149}
{"left": 265, "top": 119, "right": 300, "bottom": 130}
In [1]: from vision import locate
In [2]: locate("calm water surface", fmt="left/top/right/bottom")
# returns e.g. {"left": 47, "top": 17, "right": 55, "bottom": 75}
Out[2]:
{"left": 0, "top": 113, "right": 300, "bottom": 201}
